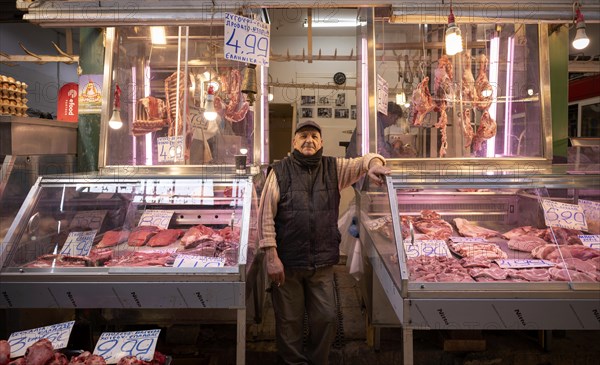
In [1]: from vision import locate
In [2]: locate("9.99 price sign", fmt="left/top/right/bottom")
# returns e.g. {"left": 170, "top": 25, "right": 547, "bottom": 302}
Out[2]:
{"left": 541, "top": 199, "right": 588, "bottom": 232}
{"left": 224, "top": 13, "right": 270, "bottom": 66}
{"left": 93, "top": 330, "right": 160, "bottom": 363}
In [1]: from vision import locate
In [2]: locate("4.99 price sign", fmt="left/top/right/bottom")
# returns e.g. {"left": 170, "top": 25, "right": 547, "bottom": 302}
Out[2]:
{"left": 224, "top": 13, "right": 270, "bottom": 66}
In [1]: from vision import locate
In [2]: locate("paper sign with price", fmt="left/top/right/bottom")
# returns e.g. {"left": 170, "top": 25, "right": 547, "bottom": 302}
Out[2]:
{"left": 157, "top": 136, "right": 184, "bottom": 163}
{"left": 495, "top": 259, "right": 555, "bottom": 269}
{"left": 60, "top": 231, "right": 97, "bottom": 256}
{"left": 579, "top": 199, "right": 599, "bottom": 234}
{"left": 403, "top": 239, "right": 451, "bottom": 259}
{"left": 93, "top": 329, "right": 160, "bottom": 363}
{"left": 579, "top": 235, "right": 600, "bottom": 249}
{"left": 138, "top": 210, "right": 174, "bottom": 229}
{"left": 8, "top": 321, "right": 75, "bottom": 357}
{"left": 224, "top": 12, "right": 270, "bottom": 66}
{"left": 541, "top": 199, "right": 588, "bottom": 231}
{"left": 69, "top": 210, "right": 107, "bottom": 231}
{"left": 173, "top": 254, "right": 225, "bottom": 268}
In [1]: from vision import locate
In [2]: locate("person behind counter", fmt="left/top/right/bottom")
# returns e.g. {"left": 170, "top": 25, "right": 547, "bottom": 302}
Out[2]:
{"left": 258, "top": 120, "right": 391, "bottom": 364}
{"left": 345, "top": 101, "right": 403, "bottom": 158}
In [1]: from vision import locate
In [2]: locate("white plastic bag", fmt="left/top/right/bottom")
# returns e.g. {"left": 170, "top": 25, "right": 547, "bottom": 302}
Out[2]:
{"left": 346, "top": 238, "right": 364, "bottom": 281}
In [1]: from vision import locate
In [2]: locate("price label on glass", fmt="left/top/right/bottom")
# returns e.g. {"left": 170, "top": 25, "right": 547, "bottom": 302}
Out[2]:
{"left": 157, "top": 136, "right": 184, "bottom": 163}
{"left": 93, "top": 330, "right": 160, "bottom": 363}
{"left": 579, "top": 235, "right": 600, "bottom": 249}
{"left": 224, "top": 12, "right": 270, "bottom": 66}
{"left": 60, "top": 231, "right": 97, "bottom": 256}
{"left": 138, "top": 209, "right": 174, "bottom": 229}
{"left": 173, "top": 254, "right": 225, "bottom": 268}
{"left": 403, "top": 239, "right": 451, "bottom": 259}
{"left": 495, "top": 259, "right": 555, "bottom": 269}
{"left": 8, "top": 321, "right": 75, "bottom": 358}
{"left": 541, "top": 199, "right": 588, "bottom": 231}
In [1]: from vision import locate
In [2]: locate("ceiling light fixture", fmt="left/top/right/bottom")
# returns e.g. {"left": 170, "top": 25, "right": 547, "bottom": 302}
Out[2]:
{"left": 445, "top": 2, "right": 463, "bottom": 56}
{"left": 203, "top": 85, "right": 218, "bottom": 121}
{"left": 303, "top": 19, "right": 365, "bottom": 28}
{"left": 572, "top": 3, "right": 589, "bottom": 50}
{"left": 150, "top": 26, "right": 166, "bottom": 45}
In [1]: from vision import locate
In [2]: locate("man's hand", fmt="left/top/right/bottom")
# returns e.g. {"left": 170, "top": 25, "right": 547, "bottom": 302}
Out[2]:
{"left": 264, "top": 247, "right": 285, "bottom": 286}
{"left": 368, "top": 164, "right": 391, "bottom": 186}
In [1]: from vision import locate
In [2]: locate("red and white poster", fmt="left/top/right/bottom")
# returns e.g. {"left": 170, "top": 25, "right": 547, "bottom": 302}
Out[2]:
{"left": 57, "top": 82, "right": 78, "bottom": 122}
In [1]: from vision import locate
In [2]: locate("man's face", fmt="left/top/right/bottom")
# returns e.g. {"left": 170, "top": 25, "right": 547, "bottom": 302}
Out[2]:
{"left": 293, "top": 127, "right": 323, "bottom": 156}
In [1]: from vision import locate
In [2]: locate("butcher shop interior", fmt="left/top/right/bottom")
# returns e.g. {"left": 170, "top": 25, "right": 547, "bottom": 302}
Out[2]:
{"left": 0, "top": 1, "right": 599, "bottom": 365}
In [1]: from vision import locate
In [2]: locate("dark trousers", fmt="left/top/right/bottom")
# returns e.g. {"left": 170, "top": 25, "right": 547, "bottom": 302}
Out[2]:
{"left": 271, "top": 266, "right": 337, "bottom": 365}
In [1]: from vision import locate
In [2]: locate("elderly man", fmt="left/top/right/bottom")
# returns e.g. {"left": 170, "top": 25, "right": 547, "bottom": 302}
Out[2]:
{"left": 258, "top": 120, "right": 390, "bottom": 364}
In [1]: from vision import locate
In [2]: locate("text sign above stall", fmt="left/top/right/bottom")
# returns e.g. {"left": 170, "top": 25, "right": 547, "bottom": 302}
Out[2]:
{"left": 579, "top": 235, "right": 600, "bottom": 250}
{"left": 60, "top": 231, "right": 97, "bottom": 256}
{"left": 8, "top": 321, "right": 75, "bottom": 358}
{"left": 541, "top": 199, "right": 588, "bottom": 232}
{"left": 579, "top": 199, "right": 599, "bottom": 234}
{"left": 173, "top": 254, "right": 225, "bottom": 268}
{"left": 495, "top": 259, "right": 555, "bottom": 269}
{"left": 157, "top": 136, "right": 184, "bottom": 163}
{"left": 224, "top": 13, "right": 270, "bottom": 66}
{"left": 403, "top": 239, "right": 451, "bottom": 259}
{"left": 93, "top": 329, "right": 160, "bottom": 363}
{"left": 138, "top": 210, "right": 174, "bottom": 229}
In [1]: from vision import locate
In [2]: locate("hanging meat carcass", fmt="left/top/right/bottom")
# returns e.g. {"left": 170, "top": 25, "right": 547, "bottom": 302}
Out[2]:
{"left": 472, "top": 111, "right": 497, "bottom": 153}
{"left": 133, "top": 96, "right": 169, "bottom": 136}
{"left": 213, "top": 68, "right": 249, "bottom": 123}
{"left": 165, "top": 71, "right": 194, "bottom": 160}
{"left": 432, "top": 56, "right": 454, "bottom": 157}
{"left": 474, "top": 54, "right": 493, "bottom": 111}
{"left": 462, "top": 52, "right": 477, "bottom": 103}
{"left": 410, "top": 77, "right": 436, "bottom": 126}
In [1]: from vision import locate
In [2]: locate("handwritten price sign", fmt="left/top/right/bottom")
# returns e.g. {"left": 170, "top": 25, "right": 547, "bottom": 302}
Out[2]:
{"left": 450, "top": 236, "right": 488, "bottom": 243}
{"left": 541, "top": 199, "right": 588, "bottom": 231}
{"left": 138, "top": 210, "right": 174, "bottom": 229}
{"left": 157, "top": 136, "right": 184, "bottom": 163}
{"left": 403, "top": 240, "right": 451, "bottom": 259}
{"left": 495, "top": 259, "right": 555, "bottom": 269}
{"left": 173, "top": 254, "right": 225, "bottom": 268}
{"left": 69, "top": 210, "right": 107, "bottom": 231}
{"left": 224, "top": 13, "right": 270, "bottom": 66}
{"left": 60, "top": 231, "right": 97, "bottom": 256}
{"left": 93, "top": 330, "right": 160, "bottom": 363}
{"left": 579, "top": 235, "right": 600, "bottom": 250}
{"left": 8, "top": 321, "right": 75, "bottom": 357}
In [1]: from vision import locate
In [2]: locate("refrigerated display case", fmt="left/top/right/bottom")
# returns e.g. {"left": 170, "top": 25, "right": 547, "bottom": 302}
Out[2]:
{"left": 0, "top": 174, "right": 260, "bottom": 364}
{"left": 357, "top": 166, "right": 600, "bottom": 364}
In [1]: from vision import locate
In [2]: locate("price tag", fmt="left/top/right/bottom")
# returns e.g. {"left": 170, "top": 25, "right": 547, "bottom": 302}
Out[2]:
{"left": 93, "top": 330, "right": 160, "bottom": 363}
{"left": 579, "top": 199, "right": 600, "bottom": 234}
{"left": 60, "top": 231, "right": 97, "bottom": 256}
{"left": 173, "top": 254, "right": 225, "bottom": 268}
{"left": 579, "top": 235, "right": 600, "bottom": 249}
{"left": 157, "top": 136, "right": 184, "bottom": 163}
{"left": 8, "top": 321, "right": 75, "bottom": 358}
{"left": 224, "top": 13, "right": 270, "bottom": 66}
{"left": 69, "top": 210, "right": 107, "bottom": 231}
{"left": 138, "top": 209, "right": 174, "bottom": 229}
{"left": 495, "top": 259, "right": 555, "bottom": 269}
{"left": 541, "top": 199, "right": 588, "bottom": 231}
{"left": 450, "top": 236, "right": 488, "bottom": 243}
{"left": 403, "top": 239, "right": 451, "bottom": 259}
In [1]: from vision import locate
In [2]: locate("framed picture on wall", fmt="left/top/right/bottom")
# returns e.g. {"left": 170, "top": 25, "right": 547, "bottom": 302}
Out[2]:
{"left": 318, "top": 96, "right": 331, "bottom": 105}
{"left": 335, "top": 93, "right": 346, "bottom": 107}
{"left": 317, "top": 108, "right": 332, "bottom": 118}
{"left": 301, "top": 95, "right": 315, "bottom": 105}
{"left": 350, "top": 105, "right": 357, "bottom": 119}
{"left": 301, "top": 108, "right": 313, "bottom": 118}
{"left": 335, "top": 108, "right": 349, "bottom": 119}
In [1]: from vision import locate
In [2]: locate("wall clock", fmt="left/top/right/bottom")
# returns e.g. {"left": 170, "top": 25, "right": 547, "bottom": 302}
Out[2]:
{"left": 333, "top": 72, "right": 346, "bottom": 85}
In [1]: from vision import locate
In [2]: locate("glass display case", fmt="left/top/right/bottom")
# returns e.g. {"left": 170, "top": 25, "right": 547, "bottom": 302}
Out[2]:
{"left": 358, "top": 167, "right": 599, "bottom": 363}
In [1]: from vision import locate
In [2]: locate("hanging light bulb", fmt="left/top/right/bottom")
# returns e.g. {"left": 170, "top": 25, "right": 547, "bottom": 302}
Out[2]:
{"left": 572, "top": 6, "right": 589, "bottom": 50}
{"left": 108, "top": 84, "right": 123, "bottom": 130}
{"left": 268, "top": 86, "right": 274, "bottom": 102}
{"left": 204, "top": 85, "right": 218, "bottom": 121}
{"left": 395, "top": 91, "right": 406, "bottom": 106}
{"left": 445, "top": 6, "right": 463, "bottom": 56}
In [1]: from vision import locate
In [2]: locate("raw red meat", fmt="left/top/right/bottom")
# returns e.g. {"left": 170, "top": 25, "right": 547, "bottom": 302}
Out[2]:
{"left": 408, "top": 256, "right": 474, "bottom": 282}
{"left": 543, "top": 227, "right": 583, "bottom": 245}
{"left": 533, "top": 245, "right": 600, "bottom": 261}
{"left": 24, "top": 339, "right": 54, "bottom": 365}
{"left": 508, "top": 268, "right": 550, "bottom": 282}
{"left": 24, "top": 254, "right": 92, "bottom": 268}
{"left": 117, "top": 356, "right": 144, "bottom": 365}
{"left": 88, "top": 248, "right": 113, "bottom": 266}
{"left": 472, "top": 111, "right": 497, "bottom": 154}
{"left": 0, "top": 340, "right": 9, "bottom": 365}
{"left": 180, "top": 225, "right": 223, "bottom": 249}
{"left": 548, "top": 267, "right": 597, "bottom": 282}
{"left": 507, "top": 235, "right": 547, "bottom": 253}
{"left": 218, "top": 226, "right": 240, "bottom": 242}
{"left": 503, "top": 226, "right": 546, "bottom": 240}
{"left": 459, "top": 257, "right": 492, "bottom": 268}
{"left": 469, "top": 266, "right": 509, "bottom": 281}
{"left": 147, "top": 229, "right": 184, "bottom": 247}
{"left": 556, "top": 258, "right": 597, "bottom": 273}
{"left": 68, "top": 351, "right": 91, "bottom": 364}
{"left": 46, "top": 352, "right": 68, "bottom": 365}
{"left": 128, "top": 226, "right": 161, "bottom": 247}
{"left": 7, "top": 359, "right": 25, "bottom": 365}
{"left": 97, "top": 229, "right": 130, "bottom": 248}
{"left": 85, "top": 355, "right": 107, "bottom": 365}
{"left": 474, "top": 54, "right": 493, "bottom": 111}
{"left": 105, "top": 251, "right": 174, "bottom": 267}
{"left": 412, "top": 210, "right": 453, "bottom": 240}
{"left": 410, "top": 77, "right": 436, "bottom": 126}
{"left": 454, "top": 218, "right": 502, "bottom": 238}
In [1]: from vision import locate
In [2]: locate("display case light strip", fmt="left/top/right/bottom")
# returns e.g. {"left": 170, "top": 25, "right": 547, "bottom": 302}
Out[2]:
{"left": 145, "top": 64, "right": 153, "bottom": 166}
{"left": 131, "top": 66, "right": 137, "bottom": 165}
{"left": 361, "top": 37, "right": 369, "bottom": 155}
{"left": 503, "top": 36, "right": 515, "bottom": 156}
{"left": 486, "top": 35, "right": 500, "bottom": 158}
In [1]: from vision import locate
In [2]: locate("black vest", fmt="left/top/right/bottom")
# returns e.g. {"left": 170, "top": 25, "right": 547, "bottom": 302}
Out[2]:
{"left": 272, "top": 155, "right": 341, "bottom": 269}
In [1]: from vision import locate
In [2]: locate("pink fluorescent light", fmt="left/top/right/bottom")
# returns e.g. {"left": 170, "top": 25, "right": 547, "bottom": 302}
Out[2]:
{"left": 361, "top": 37, "right": 369, "bottom": 155}
{"left": 144, "top": 64, "right": 153, "bottom": 165}
{"left": 503, "top": 36, "right": 515, "bottom": 156}
{"left": 487, "top": 36, "right": 500, "bottom": 158}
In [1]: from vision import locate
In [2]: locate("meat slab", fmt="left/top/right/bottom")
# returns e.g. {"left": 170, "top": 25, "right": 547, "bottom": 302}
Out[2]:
{"left": 147, "top": 229, "right": 184, "bottom": 247}
{"left": 453, "top": 218, "right": 502, "bottom": 239}
{"left": 97, "top": 229, "right": 130, "bottom": 248}
{"left": 128, "top": 226, "right": 161, "bottom": 247}
{"left": 0, "top": 340, "right": 9, "bottom": 365}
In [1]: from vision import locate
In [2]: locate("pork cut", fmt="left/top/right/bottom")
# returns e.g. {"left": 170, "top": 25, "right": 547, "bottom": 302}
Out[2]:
{"left": 557, "top": 258, "right": 596, "bottom": 273}
{"left": 147, "top": 229, "right": 184, "bottom": 247}
{"left": 503, "top": 226, "right": 546, "bottom": 240}
{"left": 46, "top": 352, "right": 68, "bottom": 365}
{"left": 24, "top": 254, "right": 92, "bottom": 268}
{"left": 24, "top": 339, "right": 54, "bottom": 365}
{"left": 449, "top": 242, "right": 508, "bottom": 260}
{"left": 128, "top": 226, "right": 161, "bottom": 247}
{"left": 469, "top": 266, "right": 509, "bottom": 281}
{"left": 508, "top": 268, "right": 550, "bottom": 282}
{"left": 507, "top": 235, "right": 547, "bottom": 253}
{"left": 97, "top": 229, "right": 130, "bottom": 248}
{"left": 453, "top": 218, "right": 502, "bottom": 238}
{"left": 180, "top": 224, "right": 223, "bottom": 249}
{"left": 0, "top": 340, "right": 9, "bottom": 365}
{"left": 548, "top": 267, "right": 597, "bottom": 282}
{"left": 412, "top": 210, "right": 453, "bottom": 240}
{"left": 532, "top": 244, "right": 600, "bottom": 261}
